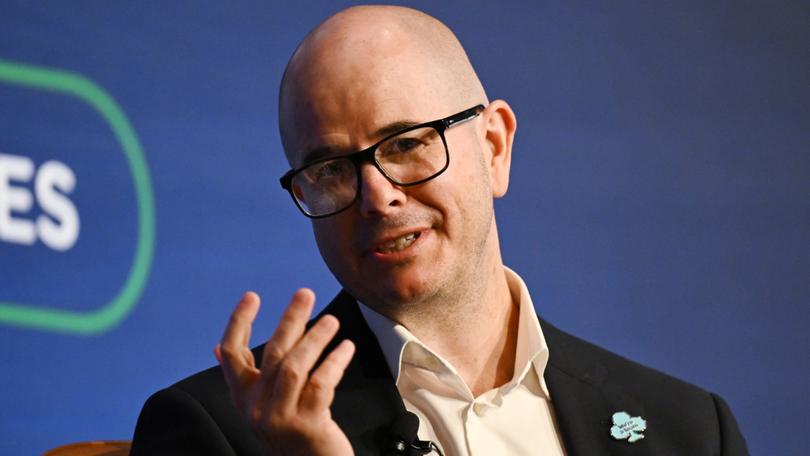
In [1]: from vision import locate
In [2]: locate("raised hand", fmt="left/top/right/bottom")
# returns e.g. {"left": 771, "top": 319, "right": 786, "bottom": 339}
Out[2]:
{"left": 215, "top": 289, "right": 356, "bottom": 455}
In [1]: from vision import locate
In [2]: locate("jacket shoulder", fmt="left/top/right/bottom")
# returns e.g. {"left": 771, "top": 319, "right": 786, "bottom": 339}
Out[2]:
{"left": 132, "top": 363, "right": 264, "bottom": 456}
{"left": 541, "top": 320, "right": 748, "bottom": 455}
{"left": 542, "top": 319, "right": 708, "bottom": 398}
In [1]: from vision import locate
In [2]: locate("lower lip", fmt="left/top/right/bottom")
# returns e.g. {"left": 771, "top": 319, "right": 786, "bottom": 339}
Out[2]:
{"left": 370, "top": 230, "right": 429, "bottom": 262}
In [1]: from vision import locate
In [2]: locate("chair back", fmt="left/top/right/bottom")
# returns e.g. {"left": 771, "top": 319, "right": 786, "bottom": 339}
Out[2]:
{"left": 42, "top": 440, "right": 131, "bottom": 456}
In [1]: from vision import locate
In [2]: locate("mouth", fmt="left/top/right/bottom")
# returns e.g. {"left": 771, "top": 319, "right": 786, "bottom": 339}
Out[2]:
{"left": 375, "top": 231, "right": 422, "bottom": 254}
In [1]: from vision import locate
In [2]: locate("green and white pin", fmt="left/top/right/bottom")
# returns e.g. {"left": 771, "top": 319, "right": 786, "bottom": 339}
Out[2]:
{"left": 610, "top": 411, "right": 647, "bottom": 443}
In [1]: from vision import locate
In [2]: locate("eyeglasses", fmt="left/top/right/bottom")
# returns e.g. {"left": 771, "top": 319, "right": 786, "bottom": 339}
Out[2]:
{"left": 280, "top": 104, "right": 485, "bottom": 218}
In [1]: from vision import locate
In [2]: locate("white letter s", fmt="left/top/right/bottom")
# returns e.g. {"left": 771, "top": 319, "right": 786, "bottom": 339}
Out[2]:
{"left": 35, "top": 160, "right": 79, "bottom": 251}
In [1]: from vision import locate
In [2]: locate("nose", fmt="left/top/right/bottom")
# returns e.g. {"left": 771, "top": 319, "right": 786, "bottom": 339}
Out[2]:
{"left": 357, "top": 162, "right": 406, "bottom": 217}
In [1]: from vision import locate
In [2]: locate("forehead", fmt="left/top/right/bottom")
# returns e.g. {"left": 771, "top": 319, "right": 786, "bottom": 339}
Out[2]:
{"left": 281, "top": 44, "right": 452, "bottom": 167}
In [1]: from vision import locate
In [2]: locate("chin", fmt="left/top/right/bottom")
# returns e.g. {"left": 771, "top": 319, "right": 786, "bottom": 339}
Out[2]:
{"left": 364, "top": 273, "right": 440, "bottom": 310}
{"left": 329, "top": 253, "right": 445, "bottom": 308}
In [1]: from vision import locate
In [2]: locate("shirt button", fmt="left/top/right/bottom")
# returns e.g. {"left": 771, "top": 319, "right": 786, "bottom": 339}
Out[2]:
{"left": 473, "top": 402, "right": 487, "bottom": 416}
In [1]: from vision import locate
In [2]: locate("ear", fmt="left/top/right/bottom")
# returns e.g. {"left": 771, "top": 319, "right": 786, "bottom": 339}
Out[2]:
{"left": 482, "top": 100, "right": 517, "bottom": 198}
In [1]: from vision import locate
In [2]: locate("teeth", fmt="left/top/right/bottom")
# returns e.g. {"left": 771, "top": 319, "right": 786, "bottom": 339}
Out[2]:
{"left": 377, "top": 232, "right": 418, "bottom": 254}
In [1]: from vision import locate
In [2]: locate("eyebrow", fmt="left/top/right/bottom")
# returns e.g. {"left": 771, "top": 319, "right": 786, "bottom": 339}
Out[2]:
{"left": 300, "top": 146, "right": 339, "bottom": 166}
{"left": 299, "top": 119, "right": 422, "bottom": 166}
{"left": 373, "top": 120, "right": 420, "bottom": 138}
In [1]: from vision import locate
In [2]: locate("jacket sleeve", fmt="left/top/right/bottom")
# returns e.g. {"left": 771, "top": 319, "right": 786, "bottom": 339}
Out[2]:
{"left": 131, "top": 386, "right": 237, "bottom": 456}
{"left": 711, "top": 393, "right": 749, "bottom": 456}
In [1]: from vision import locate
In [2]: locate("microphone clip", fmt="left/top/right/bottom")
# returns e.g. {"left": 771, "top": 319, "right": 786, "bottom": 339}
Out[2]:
{"left": 388, "top": 411, "right": 444, "bottom": 456}
{"left": 390, "top": 438, "right": 442, "bottom": 456}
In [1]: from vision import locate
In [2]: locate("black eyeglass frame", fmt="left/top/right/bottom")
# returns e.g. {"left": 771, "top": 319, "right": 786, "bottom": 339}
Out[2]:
{"left": 279, "top": 104, "right": 485, "bottom": 218}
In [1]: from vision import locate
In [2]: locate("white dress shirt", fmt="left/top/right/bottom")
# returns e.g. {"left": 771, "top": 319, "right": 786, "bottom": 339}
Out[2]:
{"left": 358, "top": 266, "right": 567, "bottom": 456}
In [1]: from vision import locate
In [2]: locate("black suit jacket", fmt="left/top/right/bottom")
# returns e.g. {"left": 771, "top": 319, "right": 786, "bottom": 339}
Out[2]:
{"left": 132, "top": 290, "right": 748, "bottom": 455}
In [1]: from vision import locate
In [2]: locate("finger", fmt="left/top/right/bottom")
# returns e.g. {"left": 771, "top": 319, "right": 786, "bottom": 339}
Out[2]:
{"left": 299, "top": 339, "right": 355, "bottom": 414}
{"left": 215, "top": 342, "right": 258, "bottom": 410}
{"left": 270, "top": 314, "right": 341, "bottom": 413}
{"left": 219, "top": 292, "right": 262, "bottom": 391}
{"left": 260, "top": 288, "right": 316, "bottom": 377}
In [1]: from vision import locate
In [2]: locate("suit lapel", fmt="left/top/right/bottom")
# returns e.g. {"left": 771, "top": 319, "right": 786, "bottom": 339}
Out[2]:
{"left": 318, "top": 292, "right": 655, "bottom": 456}
{"left": 541, "top": 319, "right": 651, "bottom": 456}
{"left": 317, "top": 291, "right": 407, "bottom": 456}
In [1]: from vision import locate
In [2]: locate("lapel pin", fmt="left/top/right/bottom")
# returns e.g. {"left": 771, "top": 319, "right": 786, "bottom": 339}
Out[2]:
{"left": 610, "top": 411, "right": 647, "bottom": 443}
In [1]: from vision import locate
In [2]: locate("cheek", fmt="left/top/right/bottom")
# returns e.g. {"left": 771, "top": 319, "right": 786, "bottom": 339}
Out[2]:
{"left": 445, "top": 146, "right": 495, "bottom": 233}
{"left": 313, "top": 222, "right": 341, "bottom": 257}
{"left": 312, "top": 219, "right": 357, "bottom": 274}
{"left": 445, "top": 143, "right": 492, "bottom": 202}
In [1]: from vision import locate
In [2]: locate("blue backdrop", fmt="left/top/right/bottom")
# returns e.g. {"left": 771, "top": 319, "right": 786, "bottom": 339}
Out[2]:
{"left": 1, "top": 1, "right": 808, "bottom": 454}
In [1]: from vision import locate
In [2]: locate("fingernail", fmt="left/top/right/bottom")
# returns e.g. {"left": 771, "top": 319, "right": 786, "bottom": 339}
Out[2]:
{"left": 320, "top": 316, "right": 338, "bottom": 330}
{"left": 338, "top": 340, "right": 355, "bottom": 356}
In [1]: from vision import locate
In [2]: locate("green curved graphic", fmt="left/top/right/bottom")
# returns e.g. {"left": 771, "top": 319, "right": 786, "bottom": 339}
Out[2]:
{"left": 0, "top": 59, "right": 156, "bottom": 335}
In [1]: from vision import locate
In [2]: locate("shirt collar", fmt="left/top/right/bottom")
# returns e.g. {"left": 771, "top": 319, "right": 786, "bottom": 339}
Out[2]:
{"left": 358, "top": 266, "right": 551, "bottom": 398}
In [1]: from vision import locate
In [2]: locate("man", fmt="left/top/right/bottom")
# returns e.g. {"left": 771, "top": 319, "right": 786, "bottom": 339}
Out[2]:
{"left": 132, "top": 5, "right": 748, "bottom": 455}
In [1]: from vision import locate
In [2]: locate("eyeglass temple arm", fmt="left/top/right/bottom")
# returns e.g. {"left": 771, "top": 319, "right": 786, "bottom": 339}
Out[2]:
{"left": 444, "top": 104, "right": 485, "bottom": 129}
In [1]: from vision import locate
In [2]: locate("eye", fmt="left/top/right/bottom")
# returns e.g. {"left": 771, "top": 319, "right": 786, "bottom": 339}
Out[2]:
{"left": 314, "top": 161, "right": 346, "bottom": 180}
{"left": 385, "top": 137, "right": 423, "bottom": 154}
{"left": 304, "top": 159, "right": 352, "bottom": 184}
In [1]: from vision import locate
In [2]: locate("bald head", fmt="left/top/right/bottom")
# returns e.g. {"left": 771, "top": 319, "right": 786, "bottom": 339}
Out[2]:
{"left": 279, "top": 5, "right": 488, "bottom": 166}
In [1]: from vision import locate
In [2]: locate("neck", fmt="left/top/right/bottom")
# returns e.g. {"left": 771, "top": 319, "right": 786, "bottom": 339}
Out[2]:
{"left": 395, "top": 228, "right": 519, "bottom": 397}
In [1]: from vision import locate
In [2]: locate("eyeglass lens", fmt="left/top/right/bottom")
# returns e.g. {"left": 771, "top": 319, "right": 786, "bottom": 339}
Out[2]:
{"left": 291, "top": 126, "right": 446, "bottom": 216}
